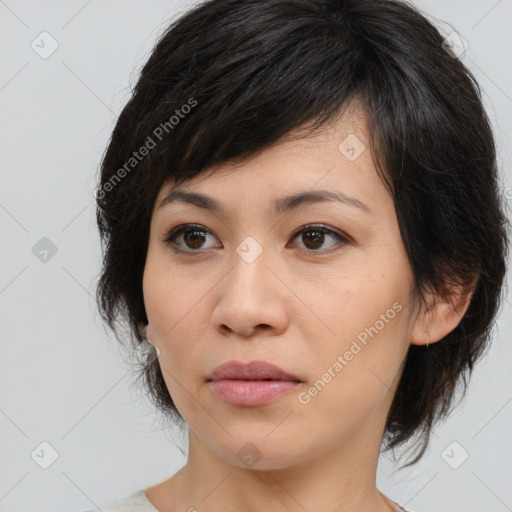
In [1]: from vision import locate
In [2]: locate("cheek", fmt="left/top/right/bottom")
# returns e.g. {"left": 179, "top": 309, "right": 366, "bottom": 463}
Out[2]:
{"left": 143, "top": 246, "right": 198, "bottom": 336}
{"left": 298, "top": 296, "right": 409, "bottom": 438}
{"left": 300, "top": 241, "right": 413, "bottom": 392}
{"left": 143, "top": 261, "right": 189, "bottom": 367}
{"left": 143, "top": 258, "right": 216, "bottom": 380}
{"left": 303, "top": 262, "right": 411, "bottom": 349}
{"left": 337, "top": 235, "right": 413, "bottom": 339}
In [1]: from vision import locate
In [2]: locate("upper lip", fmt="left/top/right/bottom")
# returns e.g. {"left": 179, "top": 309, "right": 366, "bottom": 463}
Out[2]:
{"left": 208, "top": 360, "right": 302, "bottom": 382}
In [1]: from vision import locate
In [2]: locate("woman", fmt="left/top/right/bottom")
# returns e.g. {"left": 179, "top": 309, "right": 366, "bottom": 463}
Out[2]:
{"left": 92, "top": 0, "right": 510, "bottom": 510}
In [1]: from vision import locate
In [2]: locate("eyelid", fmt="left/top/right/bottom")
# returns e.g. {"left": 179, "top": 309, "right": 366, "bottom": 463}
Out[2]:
{"left": 291, "top": 223, "right": 352, "bottom": 244}
{"left": 164, "top": 223, "right": 209, "bottom": 240}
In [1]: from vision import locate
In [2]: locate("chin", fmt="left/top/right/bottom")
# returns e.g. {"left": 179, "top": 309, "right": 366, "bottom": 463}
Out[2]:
{"left": 206, "top": 432, "right": 311, "bottom": 472}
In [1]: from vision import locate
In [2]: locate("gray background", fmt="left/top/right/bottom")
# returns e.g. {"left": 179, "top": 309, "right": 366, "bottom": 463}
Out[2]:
{"left": 0, "top": 1, "right": 511, "bottom": 511}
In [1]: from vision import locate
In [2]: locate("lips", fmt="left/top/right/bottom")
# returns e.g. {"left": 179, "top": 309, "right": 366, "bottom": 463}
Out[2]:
{"left": 208, "top": 360, "right": 302, "bottom": 382}
{"left": 208, "top": 360, "right": 303, "bottom": 406}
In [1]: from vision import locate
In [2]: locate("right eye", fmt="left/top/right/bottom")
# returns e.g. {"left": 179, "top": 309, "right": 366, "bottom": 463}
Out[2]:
{"left": 163, "top": 224, "right": 221, "bottom": 253}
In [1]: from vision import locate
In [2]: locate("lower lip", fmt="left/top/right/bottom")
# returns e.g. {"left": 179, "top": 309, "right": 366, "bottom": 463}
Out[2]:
{"left": 209, "top": 379, "right": 301, "bottom": 406}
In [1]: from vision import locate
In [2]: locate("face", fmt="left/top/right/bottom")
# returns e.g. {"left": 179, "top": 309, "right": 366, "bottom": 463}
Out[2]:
{"left": 143, "top": 105, "right": 422, "bottom": 471}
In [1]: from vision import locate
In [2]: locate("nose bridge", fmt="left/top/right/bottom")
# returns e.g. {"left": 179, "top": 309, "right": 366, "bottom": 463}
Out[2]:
{"left": 229, "top": 234, "right": 271, "bottom": 299}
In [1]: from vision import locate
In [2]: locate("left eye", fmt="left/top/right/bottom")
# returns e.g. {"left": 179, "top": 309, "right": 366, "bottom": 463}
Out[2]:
{"left": 163, "top": 224, "right": 349, "bottom": 254}
{"left": 291, "top": 225, "right": 349, "bottom": 252}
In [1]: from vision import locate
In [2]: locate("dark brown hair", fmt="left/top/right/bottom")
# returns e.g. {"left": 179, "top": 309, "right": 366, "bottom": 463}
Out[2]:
{"left": 95, "top": 0, "right": 510, "bottom": 467}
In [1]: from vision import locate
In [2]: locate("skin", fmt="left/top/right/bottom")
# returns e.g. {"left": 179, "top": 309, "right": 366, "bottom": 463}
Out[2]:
{"left": 142, "top": 103, "right": 474, "bottom": 512}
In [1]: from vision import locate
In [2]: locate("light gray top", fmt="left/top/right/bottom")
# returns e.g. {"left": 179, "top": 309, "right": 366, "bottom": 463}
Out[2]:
{"left": 83, "top": 491, "right": 158, "bottom": 512}
{"left": 85, "top": 490, "right": 413, "bottom": 511}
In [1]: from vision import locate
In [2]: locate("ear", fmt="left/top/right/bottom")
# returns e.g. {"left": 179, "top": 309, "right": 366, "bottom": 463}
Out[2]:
{"left": 410, "top": 278, "right": 477, "bottom": 346}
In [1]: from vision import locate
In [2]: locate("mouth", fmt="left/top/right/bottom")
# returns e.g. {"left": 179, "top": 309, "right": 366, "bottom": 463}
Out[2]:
{"left": 207, "top": 360, "right": 303, "bottom": 407}
{"left": 208, "top": 359, "right": 302, "bottom": 382}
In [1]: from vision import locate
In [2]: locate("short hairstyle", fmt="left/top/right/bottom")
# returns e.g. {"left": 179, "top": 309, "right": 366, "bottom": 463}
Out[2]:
{"left": 95, "top": 0, "right": 510, "bottom": 467}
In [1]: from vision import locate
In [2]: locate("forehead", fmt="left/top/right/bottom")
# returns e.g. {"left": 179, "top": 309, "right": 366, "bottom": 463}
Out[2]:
{"left": 154, "top": 102, "right": 389, "bottom": 215}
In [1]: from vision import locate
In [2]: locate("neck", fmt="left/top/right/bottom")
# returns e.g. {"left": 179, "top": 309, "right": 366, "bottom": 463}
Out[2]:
{"left": 158, "top": 420, "right": 396, "bottom": 512}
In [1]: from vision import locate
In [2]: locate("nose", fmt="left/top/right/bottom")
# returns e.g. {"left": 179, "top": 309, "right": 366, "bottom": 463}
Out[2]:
{"left": 210, "top": 245, "right": 289, "bottom": 339}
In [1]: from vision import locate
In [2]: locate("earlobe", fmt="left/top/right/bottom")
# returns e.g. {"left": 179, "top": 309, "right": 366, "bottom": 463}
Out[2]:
{"left": 143, "top": 322, "right": 153, "bottom": 341}
{"left": 410, "top": 281, "right": 476, "bottom": 347}
{"left": 145, "top": 321, "right": 154, "bottom": 341}
{"left": 410, "top": 298, "right": 433, "bottom": 346}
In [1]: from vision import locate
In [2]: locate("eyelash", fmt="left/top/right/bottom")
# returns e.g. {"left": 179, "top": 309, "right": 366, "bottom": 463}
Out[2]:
{"left": 162, "top": 223, "right": 350, "bottom": 256}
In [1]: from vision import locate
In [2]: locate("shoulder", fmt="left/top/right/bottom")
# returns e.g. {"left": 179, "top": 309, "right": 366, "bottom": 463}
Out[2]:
{"left": 391, "top": 501, "right": 415, "bottom": 512}
{"left": 81, "top": 490, "right": 159, "bottom": 512}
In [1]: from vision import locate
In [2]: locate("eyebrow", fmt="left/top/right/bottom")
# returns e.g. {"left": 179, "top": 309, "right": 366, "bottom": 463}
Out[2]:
{"left": 158, "top": 188, "right": 372, "bottom": 215}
